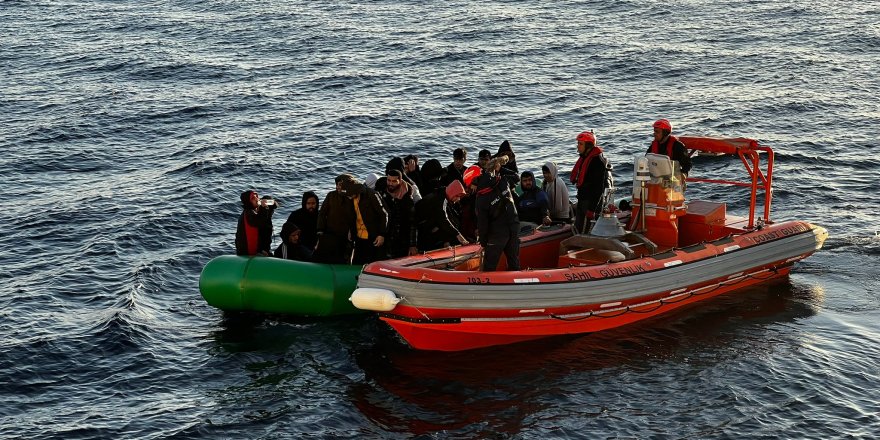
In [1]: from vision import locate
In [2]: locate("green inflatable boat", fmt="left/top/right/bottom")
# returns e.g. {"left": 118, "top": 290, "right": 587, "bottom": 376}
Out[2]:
{"left": 198, "top": 255, "right": 364, "bottom": 316}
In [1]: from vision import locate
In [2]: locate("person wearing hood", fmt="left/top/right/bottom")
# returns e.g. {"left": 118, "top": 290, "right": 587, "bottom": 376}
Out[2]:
{"left": 517, "top": 171, "right": 551, "bottom": 226}
{"left": 404, "top": 154, "right": 424, "bottom": 193}
{"left": 313, "top": 174, "right": 356, "bottom": 264}
{"left": 474, "top": 155, "right": 521, "bottom": 272}
{"left": 274, "top": 222, "right": 313, "bottom": 261}
{"left": 420, "top": 158, "right": 446, "bottom": 194}
{"left": 286, "top": 191, "right": 319, "bottom": 251}
{"left": 571, "top": 131, "right": 610, "bottom": 235}
{"left": 414, "top": 180, "right": 469, "bottom": 252}
{"left": 496, "top": 140, "right": 519, "bottom": 176}
{"left": 380, "top": 169, "right": 418, "bottom": 258}
{"left": 542, "top": 162, "right": 571, "bottom": 222}
{"left": 235, "top": 190, "right": 277, "bottom": 256}
{"left": 339, "top": 178, "right": 388, "bottom": 265}
{"left": 364, "top": 173, "right": 380, "bottom": 190}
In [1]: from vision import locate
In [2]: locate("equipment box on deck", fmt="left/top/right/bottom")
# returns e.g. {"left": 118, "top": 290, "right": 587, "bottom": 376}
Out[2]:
{"left": 679, "top": 200, "right": 727, "bottom": 244}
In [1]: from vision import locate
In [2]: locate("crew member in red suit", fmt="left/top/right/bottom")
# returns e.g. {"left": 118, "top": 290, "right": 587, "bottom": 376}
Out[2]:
{"left": 571, "top": 131, "right": 610, "bottom": 235}
{"left": 647, "top": 118, "right": 691, "bottom": 176}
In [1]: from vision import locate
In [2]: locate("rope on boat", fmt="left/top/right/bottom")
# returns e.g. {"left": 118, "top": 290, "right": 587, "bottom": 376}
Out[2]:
{"left": 548, "top": 266, "right": 782, "bottom": 322}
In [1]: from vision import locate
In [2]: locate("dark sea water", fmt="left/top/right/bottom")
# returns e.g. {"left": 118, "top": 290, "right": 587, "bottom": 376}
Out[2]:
{"left": 2, "top": 1, "right": 879, "bottom": 438}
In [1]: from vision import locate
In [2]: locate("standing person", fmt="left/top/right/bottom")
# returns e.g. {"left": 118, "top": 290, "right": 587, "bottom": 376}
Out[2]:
{"left": 542, "top": 162, "right": 571, "bottom": 222}
{"left": 380, "top": 157, "right": 421, "bottom": 203}
{"left": 404, "top": 154, "right": 424, "bottom": 193}
{"left": 420, "top": 158, "right": 446, "bottom": 193}
{"left": 517, "top": 171, "right": 552, "bottom": 226}
{"left": 313, "top": 174, "right": 356, "bottom": 264}
{"left": 339, "top": 179, "right": 388, "bottom": 265}
{"left": 495, "top": 140, "right": 519, "bottom": 176}
{"left": 442, "top": 148, "right": 468, "bottom": 187}
{"left": 381, "top": 169, "right": 418, "bottom": 258}
{"left": 475, "top": 155, "right": 521, "bottom": 272}
{"left": 571, "top": 131, "right": 610, "bottom": 235}
{"left": 414, "top": 180, "right": 470, "bottom": 252}
{"left": 235, "top": 190, "right": 277, "bottom": 256}
{"left": 274, "top": 222, "right": 313, "bottom": 261}
{"left": 648, "top": 118, "right": 691, "bottom": 176}
{"left": 474, "top": 149, "right": 492, "bottom": 169}
{"left": 286, "top": 191, "right": 319, "bottom": 251}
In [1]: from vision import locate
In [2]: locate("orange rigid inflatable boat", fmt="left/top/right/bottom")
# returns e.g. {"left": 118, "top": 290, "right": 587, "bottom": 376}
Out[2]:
{"left": 350, "top": 137, "right": 828, "bottom": 351}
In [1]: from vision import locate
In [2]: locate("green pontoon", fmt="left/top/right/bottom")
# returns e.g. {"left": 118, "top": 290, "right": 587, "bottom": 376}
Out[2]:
{"left": 198, "top": 255, "right": 364, "bottom": 316}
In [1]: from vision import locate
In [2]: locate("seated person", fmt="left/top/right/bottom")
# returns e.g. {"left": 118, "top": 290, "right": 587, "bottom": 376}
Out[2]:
{"left": 517, "top": 171, "right": 551, "bottom": 226}
{"left": 274, "top": 222, "right": 313, "bottom": 261}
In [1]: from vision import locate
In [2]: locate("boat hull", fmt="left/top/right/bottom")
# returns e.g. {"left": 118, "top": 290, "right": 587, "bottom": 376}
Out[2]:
{"left": 355, "top": 221, "right": 828, "bottom": 351}
{"left": 199, "top": 255, "right": 363, "bottom": 316}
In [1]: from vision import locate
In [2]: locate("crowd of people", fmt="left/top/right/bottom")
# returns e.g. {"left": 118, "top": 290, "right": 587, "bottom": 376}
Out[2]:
{"left": 234, "top": 119, "right": 688, "bottom": 270}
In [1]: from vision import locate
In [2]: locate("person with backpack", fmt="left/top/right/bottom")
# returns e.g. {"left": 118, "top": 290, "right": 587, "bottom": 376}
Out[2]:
{"left": 570, "top": 131, "right": 611, "bottom": 235}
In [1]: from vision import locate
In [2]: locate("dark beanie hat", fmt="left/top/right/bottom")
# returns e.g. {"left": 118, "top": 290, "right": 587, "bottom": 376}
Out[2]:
{"left": 479, "top": 149, "right": 491, "bottom": 159}
{"left": 520, "top": 170, "right": 535, "bottom": 180}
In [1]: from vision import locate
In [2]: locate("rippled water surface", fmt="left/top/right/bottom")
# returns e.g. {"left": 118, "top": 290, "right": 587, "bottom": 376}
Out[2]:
{"left": 2, "top": 1, "right": 879, "bottom": 438}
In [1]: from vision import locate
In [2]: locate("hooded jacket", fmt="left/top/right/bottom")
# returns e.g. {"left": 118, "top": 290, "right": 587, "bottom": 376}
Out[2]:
{"left": 542, "top": 162, "right": 571, "bottom": 221}
{"left": 235, "top": 204, "right": 275, "bottom": 256}
{"left": 286, "top": 191, "right": 319, "bottom": 250}
{"left": 274, "top": 222, "right": 313, "bottom": 261}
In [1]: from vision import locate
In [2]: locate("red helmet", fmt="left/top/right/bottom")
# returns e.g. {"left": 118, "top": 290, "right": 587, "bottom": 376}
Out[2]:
{"left": 576, "top": 131, "right": 596, "bottom": 143}
{"left": 463, "top": 165, "right": 482, "bottom": 187}
{"left": 653, "top": 119, "right": 672, "bottom": 131}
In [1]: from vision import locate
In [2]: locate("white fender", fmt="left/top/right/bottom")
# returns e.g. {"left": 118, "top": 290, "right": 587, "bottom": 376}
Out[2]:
{"left": 349, "top": 288, "right": 400, "bottom": 312}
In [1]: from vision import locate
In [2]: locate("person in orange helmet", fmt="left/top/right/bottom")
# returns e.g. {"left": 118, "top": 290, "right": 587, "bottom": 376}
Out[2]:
{"left": 648, "top": 119, "right": 691, "bottom": 176}
{"left": 570, "top": 131, "right": 610, "bottom": 235}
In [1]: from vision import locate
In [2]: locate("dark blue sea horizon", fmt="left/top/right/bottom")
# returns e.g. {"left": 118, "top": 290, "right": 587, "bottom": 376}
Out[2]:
{"left": 2, "top": 1, "right": 879, "bottom": 438}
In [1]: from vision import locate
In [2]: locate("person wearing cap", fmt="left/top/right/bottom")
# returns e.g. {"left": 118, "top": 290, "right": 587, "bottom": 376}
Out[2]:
{"left": 339, "top": 178, "right": 388, "bottom": 265}
{"left": 571, "top": 131, "right": 610, "bottom": 235}
{"left": 542, "top": 162, "right": 571, "bottom": 222}
{"left": 274, "top": 222, "right": 313, "bottom": 261}
{"left": 414, "top": 180, "right": 469, "bottom": 252}
{"left": 313, "top": 174, "right": 356, "bottom": 264}
{"left": 235, "top": 190, "right": 277, "bottom": 256}
{"left": 380, "top": 169, "right": 418, "bottom": 258}
{"left": 286, "top": 191, "right": 320, "bottom": 251}
{"left": 475, "top": 155, "right": 521, "bottom": 271}
{"left": 517, "top": 171, "right": 552, "bottom": 226}
{"left": 648, "top": 118, "right": 691, "bottom": 176}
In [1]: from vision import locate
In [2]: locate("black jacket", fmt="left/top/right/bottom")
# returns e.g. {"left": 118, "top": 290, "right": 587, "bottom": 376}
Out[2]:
{"left": 286, "top": 191, "right": 319, "bottom": 250}
{"left": 475, "top": 173, "right": 519, "bottom": 247}
{"left": 235, "top": 206, "right": 274, "bottom": 256}
{"left": 381, "top": 183, "right": 417, "bottom": 258}
{"left": 414, "top": 189, "right": 461, "bottom": 251}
